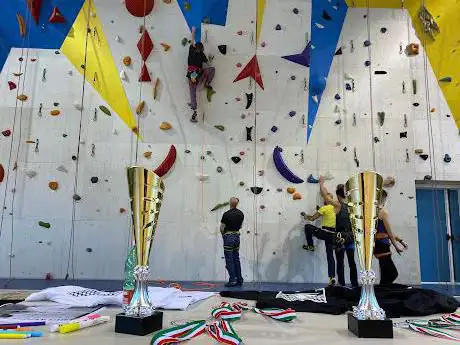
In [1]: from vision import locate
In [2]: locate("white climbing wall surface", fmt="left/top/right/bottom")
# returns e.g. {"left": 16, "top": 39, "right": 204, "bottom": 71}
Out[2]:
{"left": 0, "top": 1, "right": 458, "bottom": 284}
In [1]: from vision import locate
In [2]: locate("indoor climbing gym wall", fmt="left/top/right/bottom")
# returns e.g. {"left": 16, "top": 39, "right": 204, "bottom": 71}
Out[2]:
{"left": 0, "top": 0, "right": 459, "bottom": 285}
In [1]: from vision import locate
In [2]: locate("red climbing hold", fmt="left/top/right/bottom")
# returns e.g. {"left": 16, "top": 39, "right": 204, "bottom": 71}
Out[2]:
{"left": 27, "top": 0, "right": 43, "bottom": 24}
{"left": 126, "top": 0, "right": 155, "bottom": 17}
{"left": 8, "top": 81, "right": 17, "bottom": 90}
{"left": 137, "top": 30, "right": 154, "bottom": 61}
{"left": 2, "top": 130, "right": 11, "bottom": 137}
{"left": 139, "top": 63, "right": 151, "bottom": 82}
{"left": 0, "top": 164, "right": 4, "bottom": 183}
{"left": 233, "top": 55, "right": 264, "bottom": 90}
{"left": 49, "top": 7, "right": 66, "bottom": 23}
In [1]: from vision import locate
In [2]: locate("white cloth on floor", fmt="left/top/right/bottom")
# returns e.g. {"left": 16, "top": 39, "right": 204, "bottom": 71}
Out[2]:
{"left": 25, "top": 286, "right": 215, "bottom": 310}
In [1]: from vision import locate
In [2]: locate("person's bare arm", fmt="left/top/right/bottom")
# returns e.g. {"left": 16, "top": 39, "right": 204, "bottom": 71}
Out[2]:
{"left": 220, "top": 223, "right": 225, "bottom": 234}
{"left": 301, "top": 212, "right": 321, "bottom": 221}
{"left": 380, "top": 209, "right": 404, "bottom": 254}
{"left": 320, "top": 177, "right": 341, "bottom": 209}
{"left": 191, "top": 26, "right": 196, "bottom": 46}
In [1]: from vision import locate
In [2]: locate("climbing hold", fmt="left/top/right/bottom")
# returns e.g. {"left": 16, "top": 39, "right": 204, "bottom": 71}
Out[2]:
{"left": 400, "top": 132, "right": 408, "bottom": 138}
{"left": 13, "top": 73, "right": 23, "bottom": 77}
{"left": 293, "top": 8, "right": 299, "bottom": 14}
{"left": 290, "top": 75, "right": 296, "bottom": 81}
{"left": 49, "top": 6, "right": 65, "bottom": 23}
{"left": 307, "top": 174, "right": 319, "bottom": 184}
{"left": 406, "top": 43, "right": 420, "bottom": 56}
{"left": 8, "top": 81, "right": 17, "bottom": 90}
{"left": 25, "top": 170, "right": 37, "bottom": 178}
{"left": 377, "top": 112, "right": 385, "bottom": 126}
{"left": 90, "top": 177, "right": 99, "bottom": 183}
{"left": 153, "top": 78, "right": 160, "bottom": 100}
{"left": 380, "top": 27, "right": 387, "bottom": 33}
{"left": 335, "top": 48, "right": 343, "bottom": 55}
{"left": 38, "top": 221, "right": 51, "bottom": 229}
{"left": 214, "top": 125, "right": 225, "bottom": 132}
{"left": 413, "top": 103, "right": 420, "bottom": 107}
{"left": 72, "top": 155, "right": 77, "bottom": 161}
{"left": 211, "top": 202, "right": 230, "bottom": 212}
{"left": 383, "top": 177, "right": 395, "bottom": 188}
{"left": 414, "top": 149, "right": 424, "bottom": 154}
{"left": 239, "top": 151, "right": 245, "bottom": 156}
{"left": 234, "top": 55, "right": 264, "bottom": 89}
{"left": 86, "top": 248, "right": 93, "bottom": 253}
{"left": 123, "top": 56, "right": 132, "bottom": 66}
{"left": 119, "top": 208, "right": 126, "bottom": 213}
{"left": 125, "top": 0, "right": 155, "bottom": 17}
{"left": 260, "top": 42, "right": 267, "bottom": 48}
{"left": 275, "top": 24, "right": 282, "bottom": 30}
{"left": 260, "top": 137, "right": 266, "bottom": 142}
{"left": 160, "top": 122, "right": 172, "bottom": 130}
{"left": 16, "top": 13, "right": 26, "bottom": 37}
{"left": 271, "top": 126, "right": 278, "bottom": 133}
{"left": 143, "top": 151, "right": 152, "bottom": 159}
{"left": 258, "top": 170, "right": 264, "bottom": 176}
{"left": 160, "top": 43, "right": 171, "bottom": 52}
{"left": 345, "top": 83, "right": 352, "bottom": 91}
{"left": 56, "top": 165, "right": 68, "bottom": 173}
{"left": 73, "top": 101, "right": 83, "bottom": 111}
{"left": 53, "top": 102, "right": 59, "bottom": 107}
{"left": 364, "top": 40, "right": 371, "bottom": 47}
{"left": 50, "top": 110, "right": 61, "bottom": 116}
{"left": 136, "top": 101, "right": 146, "bottom": 114}
{"left": 216, "top": 166, "right": 224, "bottom": 173}
{"left": 374, "top": 71, "right": 387, "bottom": 75}
{"left": 231, "top": 156, "right": 241, "bottom": 164}
{"left": 185, "top": 149, "right": 191, "bottom": 154}
{"left": 181, "top": 37, "right": 189, "bottom": 46}
{"left": 322, "top": 10, "right": 332, "bottom": 20}
{"left": 365, "top": 60, "right": 371, "bottom": 67}
{"left": 259, "top": 205, "right": 266, "bottom": 210}
{"left": 2, "top": 130, "right": 11, "bottom": 137}
{"left": 99, "top": 105, "right": 111, "bottom": 116}
{"left": 335, "top": 119, "right": 342, "bottom": 125}
{"left": 246, "top": 126, "right": 253, "bottom": 141}
{"left": 315, "top": 23, "right": 325, "bottom": 29}
{"left": 273, "top": 146, "right": 304, "bottom": 184}
{"left": 17, "top": 94, "right": 28, "bottom": 101}
{"left": 239, "top": 181, "right": 245, "bottom": 186}
{"left": 287, "top": 187, "right": 296, "bottom": 194}
{"left": 120, "top": 70, "right": 128, "bottom": 81}
{"left": 293, "top": 192, "right": 302, "bottom": 201}
{"left": 419, "top": 154, "right": 429, "bottom": 160}
{"left": 153, "top": 145, "right": 177, "bottom": 178}
{"left": 139, "top": 64, "right": 152, "bottom": 82}
{"left": 439, "top": 77, "right": 452, "bottom": 83}
{"left": 245, "top": 93, "right": 253, "bottom": 109}
{"left": 250, "top": 187, "right": 263, "bottom": 195}
{"left": 218, "top": 45, "right": 227, "bottom": 55}
{"left": 430, "top": 108, "right": 436, "bottom": 113}
{"left": 73, "top": 194, "right": 81, "bottom": 201}
{"left": 0, "top": 165, "right": 4, "bottom": 183}
{"left": 48, "top": 181, "right": 59, "bottom": 190}
{"left": 444, "top": 154, "right": 452, "bottom": 163}
{"left": 424, "top": 175, "right": 432, "bottom": 181}
{"left": 115, "top": 35, "right": 122, "bottom": 43}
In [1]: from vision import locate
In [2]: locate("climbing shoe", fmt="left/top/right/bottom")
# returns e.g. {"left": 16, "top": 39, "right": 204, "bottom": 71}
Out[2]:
{"left": 329, "top": 277, "right": 336, "bottom": 287}
{"left": 302, "top": 245, "right": 315, "bottom": 252}
{"left": 206, "top": 85, "right": 216, "bottom": 102}
{"left": 190, "top": 112, "right": 198, "bottom": 123}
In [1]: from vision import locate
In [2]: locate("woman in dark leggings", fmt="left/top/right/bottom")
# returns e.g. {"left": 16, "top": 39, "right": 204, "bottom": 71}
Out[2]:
{"left": 375, "top": 190, "right": 407, "bottom": 284}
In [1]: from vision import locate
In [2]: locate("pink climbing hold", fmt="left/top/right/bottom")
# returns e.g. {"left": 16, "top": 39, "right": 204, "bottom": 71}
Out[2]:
{"left": 236, "top": 63, "right": 242, "bottom": 68}
{"left": 237, "top": 30, "right": 243, "bottom": 36}
{"left": 2, "top": 129, "right": 11, "bottom": 137}
{"left": 240, "top": 151, "right": 245, "bottom": 156}
{"left": 235, "top": 97, "right": 241, "bottom": 102}
{"left": 261, "top": 42, "right": 267, "bottom": 47}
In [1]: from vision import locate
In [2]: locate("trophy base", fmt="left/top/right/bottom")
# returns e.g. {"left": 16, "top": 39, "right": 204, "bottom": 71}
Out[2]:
{"left": 347, "top": 313, "right": 393, "bottom": 338}
{"left": 115, "top": 311, "right": 163, "bottom": 336}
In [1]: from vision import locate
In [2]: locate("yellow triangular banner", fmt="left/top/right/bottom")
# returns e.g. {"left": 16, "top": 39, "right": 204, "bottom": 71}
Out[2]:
{"left": 256, "top": 0, "right": 266, "bottom": 44}
{"left": 60, "top": 0, "right": 137, "bottom": 131}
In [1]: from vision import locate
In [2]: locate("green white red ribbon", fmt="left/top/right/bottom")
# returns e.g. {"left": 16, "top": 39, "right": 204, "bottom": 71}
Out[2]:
{"left": 401, "top": 313, "right": 460, "bottom": 341}
{"left": 151, "top": 320, "right": 206, "bottom": 345}
{"left": 253, "top": 307, "right": 297, "bottom": 322}
{"left": 206, "top": 320, "right": 242, "bottom": 345}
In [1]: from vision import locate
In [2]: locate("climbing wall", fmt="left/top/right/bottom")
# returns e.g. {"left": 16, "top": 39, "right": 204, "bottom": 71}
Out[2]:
{"left": 0, "top": 0, "right": 458, "bottom": 284}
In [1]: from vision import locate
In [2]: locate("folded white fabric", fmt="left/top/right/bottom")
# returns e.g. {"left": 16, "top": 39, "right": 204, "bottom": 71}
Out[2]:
{"left": 26, "top": 286, "right": 215, "bottom": 310}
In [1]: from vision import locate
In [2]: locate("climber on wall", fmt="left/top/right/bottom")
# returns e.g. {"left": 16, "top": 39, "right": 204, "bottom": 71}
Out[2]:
{"left": 187, "top": 26, "right": 215, "bottom": 123}
{"left": 220, "top": 197, "right": 244, "bottom": 287}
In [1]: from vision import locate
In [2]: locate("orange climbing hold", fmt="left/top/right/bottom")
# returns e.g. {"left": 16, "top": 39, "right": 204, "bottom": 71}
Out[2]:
{"left": 160, "top": 122, "right": 172, "bottom": 130}
{"left": 144, "top": 151, "right": 152, "bottom": 158}
{"left": 406, "top": 43, "right": 419, "bottom": 56}
{"left": 17, "top": 94, "right": 28, "bottom": 101}
{"left": 430, "top": 108, "right": 436, "bottom": 113}
{"left": 50, "top": 109, "right": 61, "bottom": 116}
{"left": 293, "top": 192, "right": 302, "bottom": 200}
{"left": 160, "top": 43, "right": 171, "bottom": 51}
{"left": 16, "top": 13, "right": 26, "bottom": 37}
{"left": 287, "top": 187, "right": 296, "bottom": 194}
{"left": 136, "top": 101, "right": 145, "bottom": 114}
{"left": 153, "top": 78, "right": 160, "bottom": 100}
{"left": 120, "top": 208, "right": 126, "bottom": 213}
{"left": 123, "top": 56, "right": 132, "bottom": 66}
{"left": 48, "top": 181, "right": 59, "bottom": 190}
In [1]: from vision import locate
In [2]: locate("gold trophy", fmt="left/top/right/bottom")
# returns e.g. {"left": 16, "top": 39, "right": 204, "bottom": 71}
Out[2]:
{"left": 115, "top": 167, "right": 164, "bottom": 336}
{"left": 346, "top": 171, "right": 393, "bottom": 338}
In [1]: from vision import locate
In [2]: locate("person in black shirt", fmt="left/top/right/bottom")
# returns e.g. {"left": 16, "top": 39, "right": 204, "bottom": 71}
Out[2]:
{"left": 220, "top": 197, "right": 244, "bottom": 287}
{"left": 187, "top": 26, "right": 215, "bottom": 123}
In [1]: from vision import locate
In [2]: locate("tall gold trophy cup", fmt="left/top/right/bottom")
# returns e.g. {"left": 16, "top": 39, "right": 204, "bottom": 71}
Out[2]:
{"left": 115, "top": 167, "right": 164, "bottom": 336}
{"left": 346, "top": 171, "right": 393, "bottom": 338}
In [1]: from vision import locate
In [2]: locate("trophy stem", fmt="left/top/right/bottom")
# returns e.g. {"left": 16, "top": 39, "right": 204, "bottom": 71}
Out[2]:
{"left": 126, "top": 265, "right": 154, "bottom": 317}
{"left": 353, "top": 270, "right": 385, "bottom": 320}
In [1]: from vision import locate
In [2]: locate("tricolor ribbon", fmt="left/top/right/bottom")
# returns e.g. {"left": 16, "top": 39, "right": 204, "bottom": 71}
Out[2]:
{"left": 253, "top": 307, "right": 297, "bottom": 322}
{"left": 399, "top": 313, "right": 460, "bottom": 341}
{"left": 151, "top": 320, "right": 207, "bottom": 345}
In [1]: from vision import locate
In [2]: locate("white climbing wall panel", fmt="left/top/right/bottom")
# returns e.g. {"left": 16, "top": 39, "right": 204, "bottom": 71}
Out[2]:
{"left": 0, "top": 1, "right": 458, "bottom": 284}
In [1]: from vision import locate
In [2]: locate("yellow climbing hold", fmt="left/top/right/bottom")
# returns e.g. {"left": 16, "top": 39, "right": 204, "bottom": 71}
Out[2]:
{"left": 123, "top": 56, "right": 132, "bottom": 66}
{"left": 287, "top": 187, "right": 296, "bottom": 194}
{"left": 50, "top": 109, "right": 61, "bottom": 116}
{"left": 160, "top": 43, "right": 171, "bottom": 52}
{"left": 136, "top": 101, "right": 145, "bottom": 115}
{"left": 160, "top": 122, "right": 172, "bottom": 130}
{"left": 144, "top": 151, "right": 152, "bottom": 158}
{"left": 48, "top": 181, "right": 59, "bottom": 190}
{"left": 17, "top": 94, "right": 28, "bottom": 101}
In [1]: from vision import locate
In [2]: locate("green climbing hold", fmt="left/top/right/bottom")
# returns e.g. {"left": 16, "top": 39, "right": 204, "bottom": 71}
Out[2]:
{"left": 206, "top": 86, "right": 216, "bottom": 102}
{"left": 99, "top": 105, "right": 111, "bottom": 116}
{"left": 184, "top": 1, "right": 191, "bottom": 11}
{"left": 181, "top": 37, "right": 189, "bottom": 46}
{"left": 211, "top": 202, "right": 230, "bottom": 212}
{"left": 439, "top": 77, "right": 452, "bottom": 83}
{"left": 214, "top": 125, "right": 225, "bottom": 131}
{"left": 38, "top": 221, "right": 51, "bottom": 229}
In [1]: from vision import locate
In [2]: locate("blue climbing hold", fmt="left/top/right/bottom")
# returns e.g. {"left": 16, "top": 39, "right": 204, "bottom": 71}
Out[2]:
{"left": 334, "top": 94, "right": 341, "bottom": 100}
{"left": 271, "top": 126, "right": 278, "bottom": 133}
{"left": 365, "top": 60, "right": 371, "bottom": 67}
{"left": 345, "top": 83, "right": 352, "bottom": 91}
{"left": 289, "top": 111, "right": 297, "bottom": 117}
{"left": 307, "top": 174, "right": 319, "bottom": 184}
{"left": 364, "top": 40, "right": 371, "bottom": 47}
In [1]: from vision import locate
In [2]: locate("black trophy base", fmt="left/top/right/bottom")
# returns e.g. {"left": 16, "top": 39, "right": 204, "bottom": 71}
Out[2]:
{"left": 115, "top": 311, "right": 163, "bottom": 336}
{"left": 348, "top": 313, "right": 393, "bottom": 338}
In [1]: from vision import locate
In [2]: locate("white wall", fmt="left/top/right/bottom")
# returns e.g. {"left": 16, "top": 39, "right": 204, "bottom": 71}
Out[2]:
{"left": 0, "top": 2, "right": 458, "bottom": 284}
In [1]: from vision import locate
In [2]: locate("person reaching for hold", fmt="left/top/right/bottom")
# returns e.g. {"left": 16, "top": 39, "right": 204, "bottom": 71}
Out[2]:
{"left": 187, "top": 26, "right": 215, "bottom": 123}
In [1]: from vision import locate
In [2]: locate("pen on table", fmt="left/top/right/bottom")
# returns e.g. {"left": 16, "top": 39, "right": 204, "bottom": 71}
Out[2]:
{"left": 49, "top": 314, "right": 107, "bottom": 333}
{"left": 0, "top": 333, "right": 31, "bottom": 339}
{"left": 56, "top": 316, "right": 110, "bottom": 334}
{"left": 0, "top": 326, "right": 33, "bottom": 331}
{"left": 0, "top": 321, "right": 46, "bottom": 328}
{"left": 0, "top": 330, "right": 43, "bottom": 337}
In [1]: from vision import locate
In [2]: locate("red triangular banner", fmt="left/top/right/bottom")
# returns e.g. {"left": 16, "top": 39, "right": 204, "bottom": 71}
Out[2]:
{"left": 233, "top": 55, "right": 264, "bottom": 90}
{"left": 49, "top": 7, "right": 66, "bottom": 23}
{"left": 139, "top": 63, "right": 151, "bottom": 82}
{"left": 27, "top": 0, "right": 43, "bottom": 24}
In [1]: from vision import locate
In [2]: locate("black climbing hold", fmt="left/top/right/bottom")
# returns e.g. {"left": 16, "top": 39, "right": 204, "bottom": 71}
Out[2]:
{"left": 335, "top": 48, "right": 343, "bottom": 55}
{"left": 322, "top": 10, "right": 332, "bottom": 20}
{"left": 343, "top": 147, "right": 347, "bottom": 152}
{"left": 400, "top": 132, "right": 407, "bottom": 138}
{"left": 413, "top": 102, "right": 420, "bottom": 107}
{"left": 246, "top": 126, "right": 253, "bottom": 141}
{"left": 275, "top": 70, "right": 278, "bottom": 74}
{"left": 216, "top": 166, "right": 223, "bottom": 173}
{"left": 200, "top": 155, "right": 205, "bottom": 160}
{"left": 377, "top": 112, "right": 385, "bottom": 126}
{"left": 245, "top": 93, "right": 253, "bottom": 109}
{"left": 335, "top": 119, "right": 342, "bottom": 125}
{"left": 250, "top": 187, "right": 263, "bottom": 195}
{"left": 364, "top": 40, "right": 371, "bottom": 47}
{"left": 239, "top": 181, "right": 245, "bottom": 186}
{"left": 374, "top": 71, "right": 387, "bottom": 75}
{"left": 424, "top": 175, "right": 432, "bottom": 180}
{"left": 420, "top": 154, "right": 429, "bottom": 160}
{"left": 290, "top": 75, "right": 296, "bottom": 80}
{"left": 271, "top": 126, "right": 278, "bottom": 133}
{"left": 86, "top": 248, "right": 93, "bottom": 253}
{"left": 231, "top": 156, "right": 241, "bottom": 164}
{"left": 374, "top": 137, "right": 380, "bottom": 143}
{"left": 446, "top": 114, "right": 451, "bottom": 117}
{"left": 185, "top": 149, "right": 191, "bottom": 153}
{"left": 380, "top": 27, "right": 387, "bottom": 33}
{"left": 19, "top": 57, "right": 23, "bottom": 61}
{"left": 365, "top": 60, "right": 371, "bottom": 67}
{"left": 439, "top": 77, "right": 452, "bottom": 83}
{"left": 63, "top": 134, "right": 68, "bottom": 137}
{"left": 90, "top": 176, "right": 99, "bottom": 183}
{"left": 334, "top": 94, "right": 341, "bottom": 100}
{"left": 55, "top": 50, "right": 60, "bottom": 55}
{"left": 53, "top": 102, "right": 59, "bottom": 107}
{"left": 346, "top": 83, "right": 352, "bottom": 90}
{"left": 218, "top": 45, "right": 227, "bottom": 55}
{"left": 72, "top": 155, "right": 77, "bottom": 161}
{"left": 444, "top": 154, "right": 452, "bottom": 163}
{"left": 275, "top": 24, "right": 282, "bottom": 30}
{"left": 293, "top": 8, "right": 299, "bottom": 14}
{"left": 206, "top": 150, "right": 212, "bottom": 155}
{"left": 289, "top": 111, "right": 296, "bottom": 117}
{"left": 73, "top": 194, "right": 81, "bottom": 201}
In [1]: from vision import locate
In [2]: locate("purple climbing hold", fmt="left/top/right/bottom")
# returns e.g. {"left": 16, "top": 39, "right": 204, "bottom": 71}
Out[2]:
{"left": 271, "top": 126, "right": 278, "bottom": 133}
{"left": 290, "top": 75, "right": 296, "bottom": 81}
{"left": 365, "top": 60, "right": 371, "bottom": 67}
{"left": 289, "top": 111, "right": 296, "bottom": 117}
{"left": 334, "top": 94, "right": 341, "bottom": 100}
{"left": 335, "top": 48, "right": 343, "bottom": 55}
{"left": 364, "top": 40, "right": 371, "bottom": 47}
{"left": 307, "top": 174, "right": 319, "bottom": 184}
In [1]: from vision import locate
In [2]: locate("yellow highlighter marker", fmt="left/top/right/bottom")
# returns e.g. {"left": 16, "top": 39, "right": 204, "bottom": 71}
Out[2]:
{"left": 0, "top": 333, "right": 31, "bottom": 339}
